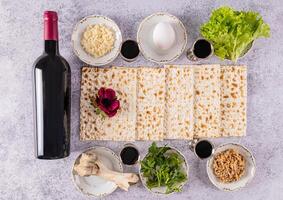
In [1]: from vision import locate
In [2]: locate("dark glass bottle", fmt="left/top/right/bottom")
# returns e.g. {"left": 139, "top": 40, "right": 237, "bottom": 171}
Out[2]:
{"left": 33, "top": 11, "right": 71, "bottom": 159}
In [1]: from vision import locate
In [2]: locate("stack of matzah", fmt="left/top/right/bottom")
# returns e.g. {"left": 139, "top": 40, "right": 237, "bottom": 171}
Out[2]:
{"left": 80, "top": 65, "right": 247, "bottom": 141}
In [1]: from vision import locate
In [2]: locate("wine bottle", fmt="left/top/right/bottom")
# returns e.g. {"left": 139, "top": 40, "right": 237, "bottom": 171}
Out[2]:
{"left": 33, "top": 11, "right": 71, "bottom": 159}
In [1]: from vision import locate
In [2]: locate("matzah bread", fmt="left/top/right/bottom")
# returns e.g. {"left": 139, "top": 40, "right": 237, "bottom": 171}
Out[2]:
{"left": 193, "top": 65, "right": 221, "bottom": 138}
{"left": 79, "top": 65, "right": 247, "bottom": 141}
{"left": 220, "top": 66, "right": 247, "bottom": 137}
{"left": 136, "top": 67, "right": 165, "bottom": 140}
{"left": 80, "top": 67, "right": 137, "bottom": 141}
{"left": 164, "top": 65, "right": 194, "bottom": 139}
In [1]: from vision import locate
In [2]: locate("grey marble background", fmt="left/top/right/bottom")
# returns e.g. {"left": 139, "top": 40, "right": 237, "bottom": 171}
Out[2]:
{"left": 0, "top": 0, "right": 283, "bottom": 199}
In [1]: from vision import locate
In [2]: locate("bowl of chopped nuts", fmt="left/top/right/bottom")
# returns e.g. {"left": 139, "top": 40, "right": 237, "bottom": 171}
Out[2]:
{"left": 206, "top": 143, "right": 256, "bottom": 191}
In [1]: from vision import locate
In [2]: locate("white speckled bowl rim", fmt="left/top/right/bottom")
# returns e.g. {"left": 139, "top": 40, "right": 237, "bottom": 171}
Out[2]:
{"left": 139, "top": 146, "right": 189, "bottom": 195}
{"left": 71, "top": 15, "right": 122, "bottom": 66}
{"left": 206, "top": 143, "right": 256, "bottom": 192}
{"left": 137, "top": 12, "right": 187, "bottom": 64}
{"left": 71, "top": 146, "right": 123, "bottom": 197}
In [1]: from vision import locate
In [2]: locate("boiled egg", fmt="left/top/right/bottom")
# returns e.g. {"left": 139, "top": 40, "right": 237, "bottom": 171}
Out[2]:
{"left": 152, "top": 22, "right": 176, "bottom": 51}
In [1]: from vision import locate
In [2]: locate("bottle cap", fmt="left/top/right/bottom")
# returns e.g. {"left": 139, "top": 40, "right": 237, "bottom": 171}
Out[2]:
{"left": 44, "top": 11, "right": 58, "bottom": 21}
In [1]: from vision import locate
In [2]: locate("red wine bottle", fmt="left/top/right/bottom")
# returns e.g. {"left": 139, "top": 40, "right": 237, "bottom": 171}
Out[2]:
{"left": 33, "top": 11, "right": 71, "bottom": 159}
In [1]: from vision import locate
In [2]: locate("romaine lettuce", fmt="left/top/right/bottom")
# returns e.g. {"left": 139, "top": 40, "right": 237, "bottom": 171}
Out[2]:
{"left": 200, "top": 6, "right": 270, "bottom": 62}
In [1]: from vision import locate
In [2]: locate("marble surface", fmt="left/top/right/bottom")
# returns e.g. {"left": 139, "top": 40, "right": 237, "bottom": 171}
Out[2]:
{"left": 0, "top": 0, "right": 283, "bottom": 199}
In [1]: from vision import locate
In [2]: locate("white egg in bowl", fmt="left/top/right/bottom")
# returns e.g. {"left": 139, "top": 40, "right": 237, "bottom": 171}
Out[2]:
{"left": 152, "top": 22, "right": 176, "bottom": 51}
{"left": 137, "top": 12, "right": 187, "bottom": 64}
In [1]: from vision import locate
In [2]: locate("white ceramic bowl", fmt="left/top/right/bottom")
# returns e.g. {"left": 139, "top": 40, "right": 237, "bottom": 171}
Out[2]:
{"left": 137, "top": 12, "right": 187, "bottom": 64}
{"left": 207, "top": 143, "right": 256, "bottom": 191}
{"left": 71, "top": 15, "right": 122, "bottom": 66}
{"left": 72, "top": 146, "right": 123, "bottom": 197}
{"left": 139, "top": 146, "right": 189, "bottom": 195}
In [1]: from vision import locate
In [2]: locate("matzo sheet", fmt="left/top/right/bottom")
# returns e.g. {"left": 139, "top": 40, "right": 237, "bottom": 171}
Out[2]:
{"left": 136, "top": 67, "right": 165, "bottom": 140}
{"left": 164, "top": 65, "right": 194, "bottom": 139}
{"left": 193, "top": 65, "right": 221, "bottom": 138}
{"left": 80, "top": 67, "right": 137, "bottom": 141}
{"left": 220, "top": 66, "right": 247, "bottom": 137}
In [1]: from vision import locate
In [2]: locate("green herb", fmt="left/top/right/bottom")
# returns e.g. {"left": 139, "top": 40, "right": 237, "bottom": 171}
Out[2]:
{"left": 94, "top": 107, "right": 106, "bottom": 119}
{"left": 140, "top": 142, "right": 187, "bottom": 194}
{"left": 200, "top": 6, "right": 270, "bottom": 62}
{"left": 90, "top": 99, "right": 106, "bottom": 119}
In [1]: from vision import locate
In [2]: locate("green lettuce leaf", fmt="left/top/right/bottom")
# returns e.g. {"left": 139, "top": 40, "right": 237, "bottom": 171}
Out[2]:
{"left": 200, "top": 6, "right": 270, "bottom": 62}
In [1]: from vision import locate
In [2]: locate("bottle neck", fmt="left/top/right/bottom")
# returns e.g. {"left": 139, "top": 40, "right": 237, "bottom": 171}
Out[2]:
{"left": 43, "top": 11, "right": 59, "bottom": 55}
{"left": 44, "top": 40, "right": 59, "bottom": 55}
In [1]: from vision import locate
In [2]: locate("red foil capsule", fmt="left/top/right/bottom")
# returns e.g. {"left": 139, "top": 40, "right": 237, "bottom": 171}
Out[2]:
{"left": 44, "top": 11, "right": 58, "bottom": 41}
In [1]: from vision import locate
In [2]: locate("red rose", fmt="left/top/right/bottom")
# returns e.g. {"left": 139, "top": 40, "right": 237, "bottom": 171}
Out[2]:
{"left": 95, "top": 88, "right": 120, "bottom": 117}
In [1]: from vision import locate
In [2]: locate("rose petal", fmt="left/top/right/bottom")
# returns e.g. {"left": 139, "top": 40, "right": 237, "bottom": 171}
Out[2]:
{"left": 104, "top": 88, "right": 116, "bottom": 100}
{"left": 98, "top": 103, "right": 111, "bottom": 115}
{"left": 98, "top": 88, "right": 106, "bottom": 98}
{"left": 107, "top": 110, "right": 117, "bottom": 117}
{"left": 98, "top": 102, "right": 117, "bottom": 117}
{"left": 108, "top": 99, "right": 120, "bottom": 111}
{"left": 95, "top": 96, "right": 100, "bottom": 104}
